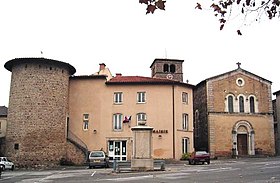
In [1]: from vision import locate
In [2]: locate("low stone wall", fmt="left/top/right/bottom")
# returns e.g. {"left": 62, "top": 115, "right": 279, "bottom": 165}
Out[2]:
{"left": 65, "top": 142, "right": 87, "bottom": 165}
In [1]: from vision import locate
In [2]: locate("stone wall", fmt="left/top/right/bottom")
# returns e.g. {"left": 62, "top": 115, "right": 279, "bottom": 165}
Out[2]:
{"left": 193, "top": 81, "right": 209, "bottom": 151}
{"left": 65, "top": 141, "right": 87, "bottom": 165}
{"left": 4, "top": 58, "right": 74, "bottom": 167}
{"left": 273, "top": 92, "right": 280, "bottom": 155}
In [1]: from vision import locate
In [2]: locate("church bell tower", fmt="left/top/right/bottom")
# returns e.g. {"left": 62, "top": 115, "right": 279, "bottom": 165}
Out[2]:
{"left": 150, "top": 58, "right": 184, "bottom": 82}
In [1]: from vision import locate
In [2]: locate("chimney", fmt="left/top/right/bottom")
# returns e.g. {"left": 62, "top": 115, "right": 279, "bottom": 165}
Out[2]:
{"left": 116, "top": 73, "right": 122, "bottom": 77}
{"left": 99, "top": 63, "right": 106, "bottom": 71}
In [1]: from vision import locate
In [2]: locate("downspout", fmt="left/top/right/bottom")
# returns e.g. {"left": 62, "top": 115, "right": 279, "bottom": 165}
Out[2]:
{"left": 66, "top": 116, "right": 69, "bottom": 138}
{"left": 172, "top": 84, "right": 175, "bottom": 159}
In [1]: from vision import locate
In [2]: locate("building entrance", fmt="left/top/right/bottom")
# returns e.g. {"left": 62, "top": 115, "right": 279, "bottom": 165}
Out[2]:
{"left": 232, "top": 121, "right": 255, "bottom": 156}
{"left": 237, "top": 134, "right": 248, "bottom": 155}
{"left": 108, "top": 140, "right": 127, "bottom": 161}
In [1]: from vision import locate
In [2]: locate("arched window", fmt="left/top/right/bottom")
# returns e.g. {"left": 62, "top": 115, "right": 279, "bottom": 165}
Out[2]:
{"left": 239, "top": 96, "right": 244, "bottom": 113}
{"left": 163, "top": 64, "right": 169, "bottom": 72}
{"left": 249, "top": 96, "right": 255, "bottom": 113}
{"left": 228, "top": 96, "right": 234, "bottom": 113}
{"left": 170, "top": 64, "right": 176, "bottom": 73}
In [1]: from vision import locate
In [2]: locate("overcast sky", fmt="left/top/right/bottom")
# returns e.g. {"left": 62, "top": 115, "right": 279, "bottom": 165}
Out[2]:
{"left": 1, "top": 0, "right": 280, "bottom": 107}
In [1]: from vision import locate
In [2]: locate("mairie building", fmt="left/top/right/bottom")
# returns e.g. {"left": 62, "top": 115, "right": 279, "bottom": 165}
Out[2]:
{"left": 3, "top": 58, "right": 194, "bottom": 167}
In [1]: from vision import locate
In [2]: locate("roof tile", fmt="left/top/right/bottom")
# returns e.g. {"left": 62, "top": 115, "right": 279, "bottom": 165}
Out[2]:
{"left": 107, "top": 76, "right": 175, "bottom": 84}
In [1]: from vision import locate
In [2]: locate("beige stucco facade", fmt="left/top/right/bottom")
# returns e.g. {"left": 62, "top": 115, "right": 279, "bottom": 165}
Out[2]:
{"left": 0, "top": 116, "right": 7, "bottom": 138}
{"left": 68, "top": 75, "right": 194, "bottom": 161}
{"left": 0, "top": 106, "right": 8, "bottom": 139}
{"left": 0, "top": 106, "right": 7, "bottom": 155}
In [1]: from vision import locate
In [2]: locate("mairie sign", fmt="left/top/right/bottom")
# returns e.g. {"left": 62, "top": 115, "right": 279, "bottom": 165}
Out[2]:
{"left": 153, "top": 130, "right": 168, "bottom": 133}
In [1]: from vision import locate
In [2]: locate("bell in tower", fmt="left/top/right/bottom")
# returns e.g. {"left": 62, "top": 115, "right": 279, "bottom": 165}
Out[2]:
{"left": 150, "top": 58, "right": 184, "bottom": 82}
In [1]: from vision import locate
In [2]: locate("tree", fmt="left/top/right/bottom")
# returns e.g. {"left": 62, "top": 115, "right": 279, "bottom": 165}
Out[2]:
{"left": 139, "top": 0, "right": 280, "bottom": 35}
{"left": 139, "top": 0, "right": 166, "bottom": 14}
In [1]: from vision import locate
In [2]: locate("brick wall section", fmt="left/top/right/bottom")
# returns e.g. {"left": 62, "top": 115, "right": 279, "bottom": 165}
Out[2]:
{"left": 5, "top": 60, "right": 72, "bottom": 167}
{"left": 209, "top": 113, "right": 275, "bottom": 157}
{"left": 208, "top": 71, "right": 272, "bottom": 113}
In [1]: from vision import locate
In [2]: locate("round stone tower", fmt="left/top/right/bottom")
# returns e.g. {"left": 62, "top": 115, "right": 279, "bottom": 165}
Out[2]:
{"left": 4, "top": 58, "right": 76, "bottom": 167}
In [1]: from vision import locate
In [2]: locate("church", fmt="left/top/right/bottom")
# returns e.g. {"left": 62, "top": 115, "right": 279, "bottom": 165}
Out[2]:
{"left": 193, "top": 63, "right": 275, "bottom": 158}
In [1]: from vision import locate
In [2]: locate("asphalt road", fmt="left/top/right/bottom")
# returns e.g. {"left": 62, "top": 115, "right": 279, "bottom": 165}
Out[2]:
{"left": 1, "top": 157, "right": 280, "bottom": 183}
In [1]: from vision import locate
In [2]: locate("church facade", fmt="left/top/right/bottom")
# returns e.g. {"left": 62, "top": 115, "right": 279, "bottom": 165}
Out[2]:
{"left": 194, "top": 63, "right": 275, "bottom": 157}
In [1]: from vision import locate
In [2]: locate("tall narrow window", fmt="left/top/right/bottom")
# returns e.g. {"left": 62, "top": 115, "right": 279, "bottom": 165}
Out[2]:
{"left": 163, "top": 64, "right": 169, "bottom": 72}
{"left": 182, "top": 137, "right": 189, "bottom": 154}
{"left": 250, "top": 96, "right": 255, "bottom": 113}
{"left": 113, "top": 113, "right": 122, "bottom": 131}
{"left": 137, "top": 92, "right": 146, "bottom": 103}
{"left": 137, "top": 113, "right": 147, "bottom": 125}
{"left": 239, "top": 96, "right": 244, "bottom": 113}
{"left": 170, "top": 64, "right": 176, "bottom": 73}
{"left": 182, "top": 113, "right": 189, "bottom": 130}
{"left": 182, "top": 92, "right": 188, "bottom": 104}
{"left": 83, "top": 114, "right": 89, "bottom": 130}
{"left": 114, "top": 92, "right": 123, "bottom": 104}
{"left": 228, "top": 96, "right": 234, "bottom": 113}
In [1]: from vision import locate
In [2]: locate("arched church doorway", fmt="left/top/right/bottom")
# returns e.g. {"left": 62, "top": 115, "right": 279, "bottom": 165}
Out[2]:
{"left": 232, "top": 121, "right": 255, "bottom": 156}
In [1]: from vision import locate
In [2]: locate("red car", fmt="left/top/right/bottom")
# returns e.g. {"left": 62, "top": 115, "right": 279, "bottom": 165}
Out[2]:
{"left": 188, "top": 151, "right": 210, "bottom": 165}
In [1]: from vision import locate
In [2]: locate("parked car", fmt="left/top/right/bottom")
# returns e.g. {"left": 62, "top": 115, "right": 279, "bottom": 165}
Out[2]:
{"left": 88, "top": 150, "right": 109, "bottom": 168}
{"left": 0, "top": 157, "right": 15, "bottom": 171}
{"left": 188, "top": 151, "right": 210, "bottom": 165}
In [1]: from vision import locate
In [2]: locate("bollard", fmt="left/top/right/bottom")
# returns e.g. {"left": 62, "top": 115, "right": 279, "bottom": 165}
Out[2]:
{"left": 160, "top": 161, "right": 165, "bottom": 171}
{"left": 113, "top": 158, "right": 116, "bottom": 172}
{"left": 0, "top": 165, "right": 2, "bottom": 179}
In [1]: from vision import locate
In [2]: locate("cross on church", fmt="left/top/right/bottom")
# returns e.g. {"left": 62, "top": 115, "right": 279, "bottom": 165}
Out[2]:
{"left": 236, "top": 62, "right": 241, "bottom": 69}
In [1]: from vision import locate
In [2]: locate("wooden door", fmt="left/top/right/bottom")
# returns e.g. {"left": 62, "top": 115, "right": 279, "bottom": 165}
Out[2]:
{"left": 237, "top": 134, "right": 248, "bottom": 155}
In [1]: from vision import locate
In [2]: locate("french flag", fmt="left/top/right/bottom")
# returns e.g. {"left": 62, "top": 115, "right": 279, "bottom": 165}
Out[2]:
{"left": 123, "top": 116, "right": 131, "bottom": 123}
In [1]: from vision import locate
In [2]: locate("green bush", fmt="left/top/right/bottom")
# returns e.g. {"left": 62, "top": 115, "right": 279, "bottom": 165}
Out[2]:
{"left": 181, "top": 153, "right": 191, "bottom": 160}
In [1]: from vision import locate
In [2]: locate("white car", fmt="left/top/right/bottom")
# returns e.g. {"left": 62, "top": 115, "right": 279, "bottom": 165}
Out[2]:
{"left": 0, "top": 157, "right": 15, "bottom": 171}
{"left": 88, "top": 151, "right": 109, "bottom": 168}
